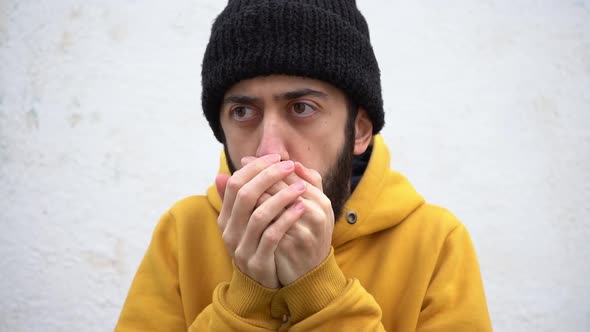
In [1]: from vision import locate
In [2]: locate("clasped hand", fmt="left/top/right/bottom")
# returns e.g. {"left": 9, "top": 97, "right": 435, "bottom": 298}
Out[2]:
{"left": 215, "top": 154, "right": 334, "bottom": 288}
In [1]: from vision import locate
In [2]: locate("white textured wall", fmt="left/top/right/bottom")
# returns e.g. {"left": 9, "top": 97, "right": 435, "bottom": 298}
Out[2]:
{"left": 1, "top": 1, "right": 589, "bottom": 331}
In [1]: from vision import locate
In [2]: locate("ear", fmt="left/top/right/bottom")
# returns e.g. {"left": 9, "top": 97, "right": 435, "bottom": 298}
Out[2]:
{"left": 353, "top": 108, "right": 373, "bottom": 155}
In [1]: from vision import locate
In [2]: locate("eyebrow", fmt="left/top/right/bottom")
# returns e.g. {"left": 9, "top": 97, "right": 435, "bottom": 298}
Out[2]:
{"left": 222, "top": 95, "right": 259, "bottom": 105}
{"left": 278, "top": 88, "right": 328, "bottom": 101}
{"left": 222, "top": 88, "right": 328, "bottom": 106}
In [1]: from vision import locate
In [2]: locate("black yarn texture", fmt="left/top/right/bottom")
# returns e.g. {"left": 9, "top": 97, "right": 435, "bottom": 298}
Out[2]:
{"left": 201, "top": 0, "right": 384, "bottom": 142}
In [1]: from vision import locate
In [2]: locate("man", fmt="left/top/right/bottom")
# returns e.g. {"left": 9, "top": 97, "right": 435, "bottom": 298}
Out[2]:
{"left": 116, "top": 0, "right": 492, "bottom": 331}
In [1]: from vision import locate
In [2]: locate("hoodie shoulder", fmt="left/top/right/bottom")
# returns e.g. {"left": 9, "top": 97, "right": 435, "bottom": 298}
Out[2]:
{"left": 167, "top": 195, "right": 218, "bottom": 227}
{"left": 408, "top": 203, "right": 465, "bottom": 236}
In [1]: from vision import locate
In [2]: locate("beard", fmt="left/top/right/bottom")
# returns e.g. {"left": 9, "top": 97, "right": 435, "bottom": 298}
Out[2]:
{"left": 223, "top": 127, "right": 355, "bottom": 222}
{"left": 319, "top": 128, "right": 354, "bottom": 221}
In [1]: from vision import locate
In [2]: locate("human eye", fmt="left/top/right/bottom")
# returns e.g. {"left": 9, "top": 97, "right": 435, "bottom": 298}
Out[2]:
{"left": 290, "top": 102, "right": 316, "bottom": 117}
{"left": 230, "top": 106, "right": 257, "bottom": 121}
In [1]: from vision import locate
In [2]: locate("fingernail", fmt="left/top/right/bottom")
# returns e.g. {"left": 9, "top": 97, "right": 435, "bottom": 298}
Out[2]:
{"left": 262, "top": 154, "right": 281, "bottom": 163}
{"left": 293, "top": 201, "right": 304, "bottom": 211}
{"left": 293, "top": 181, "right": 306, "bottom": 191}
{"left": 281, "top": 161, "right": 294, "bottom": 170}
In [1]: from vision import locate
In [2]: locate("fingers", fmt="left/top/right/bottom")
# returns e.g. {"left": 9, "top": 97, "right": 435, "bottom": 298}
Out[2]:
{"left": 240, "top": 156, "right": 257, "bottom": 165}
{"left": 242, "top": 157, "right": 323, "bottom": 207}
{"left": 257, "top": 200, "right": 306, "bottom": 258}
{"left": 255, "top": 192, "right": 273, "bottom": 208}
{"left": 294, "top": 162, "right": 323, "bottom": 190}
{"left": 241, "top": 156, "right": 291, "bottom": 206}
{"left": 237, "top": 157, "right": 327, "bottom": 223}
{"left": 241, "top": 157, "right": 322, "bottom": 191}
{"left": 218, "top": 154, "right": 280, "bottom": 229}
{"left": 222, "top": 160, "right": 298, "bottom": 252}
{"left": 240, "top": 181, "right": 306, "bottom": 249}
{"left": 218, "top": 155, "right": 326, "bottom": 289}
{"left": 230, "top": 160, "right": 296, "bottom": 219}
{"left": 274, "top": 195, "right": 334, "bottom": 286}
{"left": 222, "top": 154, "right": 281, "bottom": 213}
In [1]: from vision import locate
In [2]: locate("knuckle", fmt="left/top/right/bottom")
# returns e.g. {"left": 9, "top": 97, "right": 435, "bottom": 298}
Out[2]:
{"left": 234, "top": 248, "right": 247, "bottom": 263}
{"left": 320, "top": 195, "right": 332, "bottom": 207}
{"left": 311, "top": 170, "right": 322, "bottom": 184}
{"left": 222, "top": 231, "right": 237, "bottom": 249}
{"left": 226, "top": 177, "right": 242, "bottom": 192}
{"left": 266, "top": 165, "right": 283, "bottom": 180}
{"left": 250, "top": 208, "right": 268, "bottom": 224}
{"left": 261, "top": 227, "right": 281, "bottom": 245}
{"left": 246, "top": 258, "right": 264, "bottom": 275}
{"left": 277, "top": 236, "right": 294, "bottom": 252}
{"left": 248, "top": 161, "right": 267, "bottom": 177}
{"left": 236, "top": 187, "right": 254, "bottom": 202}
{"left": 221, "top": 230, "right": 230, "bottom": 243}
{"left": 298, "top": 229, "right": 315, "bottom": 245}
{"left": 217, "top": 217, "right": 226, "bottom": 232}
{"left": 256, "top": 194, "right": 270, "bottom": 208}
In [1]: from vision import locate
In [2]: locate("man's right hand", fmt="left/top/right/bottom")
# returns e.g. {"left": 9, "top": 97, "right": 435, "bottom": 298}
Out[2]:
{"left": 215, "top": 154, "right": 307, "bottom": 289}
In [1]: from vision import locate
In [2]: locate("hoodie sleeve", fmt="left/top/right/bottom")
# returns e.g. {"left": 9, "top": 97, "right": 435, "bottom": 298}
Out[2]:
{"left": 273, "top": 249, "right": 387, "bottom": 331}
{"left": 115, "top": 211, "right": 282, "bottom": 332}
{"left": 416, "top": 223, "right": 493, "bottom": 332}
{"left": 189, "top": 266, "right": 283, "bottom": 331}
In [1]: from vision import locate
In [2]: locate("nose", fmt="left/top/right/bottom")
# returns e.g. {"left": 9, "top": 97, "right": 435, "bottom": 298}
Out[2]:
{"left": 255, "top": 115, "right": 289, "bottom": 161}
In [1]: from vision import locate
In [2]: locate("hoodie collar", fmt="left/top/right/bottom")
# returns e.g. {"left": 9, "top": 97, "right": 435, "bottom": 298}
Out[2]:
{"left": 332, "top": 135, "right": 424, "bottom": 247}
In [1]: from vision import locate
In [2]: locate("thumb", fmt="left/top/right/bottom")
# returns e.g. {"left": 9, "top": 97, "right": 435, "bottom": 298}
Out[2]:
{"left": 215, "top": 174, "right": 230, "bottom": 200}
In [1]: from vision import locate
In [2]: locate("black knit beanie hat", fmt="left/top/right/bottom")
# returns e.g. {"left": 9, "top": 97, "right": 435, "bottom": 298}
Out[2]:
{"left": 201, "top": 0, "right": 384, "bottom": 142}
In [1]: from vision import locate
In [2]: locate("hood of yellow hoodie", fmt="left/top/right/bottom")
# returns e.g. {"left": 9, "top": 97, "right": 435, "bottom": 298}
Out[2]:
{"left": 206, "top": 135, "right": 425, "bottom": 248}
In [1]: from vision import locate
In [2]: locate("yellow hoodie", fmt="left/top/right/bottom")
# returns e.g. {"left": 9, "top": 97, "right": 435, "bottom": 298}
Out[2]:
{"left": 116, "top": 135, "right": 492, "bottom": 331}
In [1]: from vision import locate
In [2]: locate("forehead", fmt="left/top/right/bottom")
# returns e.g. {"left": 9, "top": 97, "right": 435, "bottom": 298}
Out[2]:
{"left": 224, "top": 75, "right": 346, "bottom": 99}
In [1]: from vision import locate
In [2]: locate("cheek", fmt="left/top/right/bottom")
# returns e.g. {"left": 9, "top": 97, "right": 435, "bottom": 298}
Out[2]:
{"left": 298, "top": 141, "right": 340, "bottom": 176}
{"left": 227, "top": 145, "right": 251, "bottom": 167}
{"left": 224, "top": 137, "right": 251, "bottom": 169}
